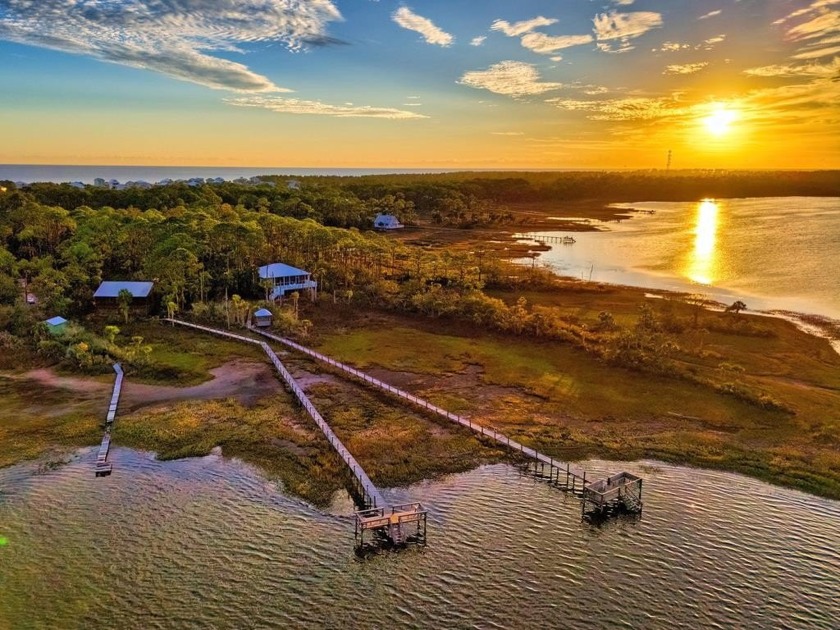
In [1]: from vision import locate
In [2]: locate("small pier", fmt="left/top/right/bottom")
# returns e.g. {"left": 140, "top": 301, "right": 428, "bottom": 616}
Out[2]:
{"left": 355, "top": 503, "right": 427, "bottom": 549}
{"left": 250, "top": 327, "right": 642, "bottom": 519}
{"left": 519, "top": 233, "right": 577, "bottom": 245}
{"left": 165, "top": 319, "right": 427, "bottom": 549}
{"left": 95, "top": 363, "right": 123, "bottom": 477}
{"left": 582, "top": 472, "right": 643, "bottom": 519}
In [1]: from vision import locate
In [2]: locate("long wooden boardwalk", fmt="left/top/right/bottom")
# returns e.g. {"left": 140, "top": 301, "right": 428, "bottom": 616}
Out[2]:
{"left": 164, "top": 319, "right": 386, "bottom": 510}
{"left": 250, "top": 327, "right": 643, "bottom": 513}
{"left": 95, "top": 363, "right": 123, "bottom": 477}
{"left": 250, "top": 328, "right": 591, "bottom": 482}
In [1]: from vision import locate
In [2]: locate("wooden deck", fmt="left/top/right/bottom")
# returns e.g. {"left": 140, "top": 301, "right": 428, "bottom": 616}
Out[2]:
{"left": 250, "top": 327, "right": 642, "bottom": 515}
{"left": 95, "top": 363, "right": 123, "bottom": 477}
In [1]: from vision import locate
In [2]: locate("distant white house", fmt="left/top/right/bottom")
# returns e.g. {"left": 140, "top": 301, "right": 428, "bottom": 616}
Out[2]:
{"left": 258, "top": 262, "right": 317, "bottom": 301}
{"left": 67, "top": 181, "right": 85, "bottom": 189}
{"left": 287, "top": 179, "right": 301, "bottom": 190}
{"left": 373, "top": 213, "right": 404, "bottom": 230}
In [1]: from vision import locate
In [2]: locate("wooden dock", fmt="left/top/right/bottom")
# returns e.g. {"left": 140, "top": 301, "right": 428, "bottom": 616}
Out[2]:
{"left": 165, "top": 319, "right": 427, "bottom": 548}
{"left": 519, "top": 233, "right": 577, "bottom": 245}
{"left": 95, "top": 363, "right": 123, "bottom": 477}
{"left": 250, "top": 327, "right": 643, "bottom": 517}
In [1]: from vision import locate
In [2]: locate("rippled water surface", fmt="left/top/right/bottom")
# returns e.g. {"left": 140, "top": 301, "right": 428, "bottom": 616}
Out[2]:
{"left": 1, "top": 449, "right": 838, "bottom": 629}
{"left": 526, "top": 197, "right": 840, "bottom": 319}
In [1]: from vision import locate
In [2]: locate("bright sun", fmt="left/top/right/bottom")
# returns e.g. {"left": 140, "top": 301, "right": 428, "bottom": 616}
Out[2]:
{"left": 704, "top": 105, "right": 738, "bottom": 137}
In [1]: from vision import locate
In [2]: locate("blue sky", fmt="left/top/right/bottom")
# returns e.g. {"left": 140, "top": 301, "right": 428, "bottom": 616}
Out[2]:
{"left": 1, "top": 1, "right": 838, "bottom": 168}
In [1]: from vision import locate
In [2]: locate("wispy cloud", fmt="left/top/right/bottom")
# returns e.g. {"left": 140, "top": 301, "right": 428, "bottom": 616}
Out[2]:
{"left": 492, "top": 131, "right": 525, "bottom": 136}
{"left": 521, "top": 32, "right": 594, "bottom": 54}
{"left": 744, "top": 57, "right": 840, "bottom": 77}
{"left": 593, "top": 11, "right": 663, "bottom": 53}
{"left": 664, "top": 62, "right": 709, "bottom": 75}
{"left": 0, "top": 0, "right": 343, "bottom": 92}
{"left": 471, "top": 36, "right": 487, "bottom": 47}
{"left": 226, "top": 96, "right": 428, "bottom": 119}
{"left": 546, "top": 95, "right": 693, "bottom": 121}
{"left": 655, "top": 41, "right": 691, "bottom": 52}
{"left": 699, "top": 10, "right": 722, "bottom": 20}
{"left": 491, "top": 16, "right": 592, "bottom": 55}
{"left": 491, "top": 17, "right": 558, "bottom": 37}
{"left": 392, "top": 7, "right": 453, "bottom": 47}
{"left": 459, "top": 61, "right": 562, "bottom": 97}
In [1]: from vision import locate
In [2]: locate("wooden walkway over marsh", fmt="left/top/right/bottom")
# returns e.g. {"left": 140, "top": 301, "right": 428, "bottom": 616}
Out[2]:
{"left": 164, "top": 319, "right": 389, "bottom": 511}
{"left": 95, "top": 363, "right": 123, "bottom": 477}
{"left": 249, "top": 327, "right": 643, "bottom": 517}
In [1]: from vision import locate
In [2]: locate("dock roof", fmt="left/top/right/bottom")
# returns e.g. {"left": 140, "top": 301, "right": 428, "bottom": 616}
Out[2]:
{"left": 93, "top": 281, "right": 154, "bottom": 298}
{"left": 258, "top": 262, "right": 310, "bottom": 279}
{"left": 253, "top": 308, "right": 273, "bottom": 317}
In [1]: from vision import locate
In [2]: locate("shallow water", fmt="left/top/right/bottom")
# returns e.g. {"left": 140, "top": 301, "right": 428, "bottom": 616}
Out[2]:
{"left": 1, "top": 449, "right": 838, "bottom": 629}
{"left": 522, "top": 197, "right": 840, "bottom": 319}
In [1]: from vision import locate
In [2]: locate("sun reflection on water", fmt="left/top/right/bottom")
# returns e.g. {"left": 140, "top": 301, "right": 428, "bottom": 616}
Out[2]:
{"left": 687, "top": 199, "right": 719, "bottom": 285}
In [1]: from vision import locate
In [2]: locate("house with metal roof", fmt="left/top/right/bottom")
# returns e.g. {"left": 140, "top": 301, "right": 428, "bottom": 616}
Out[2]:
{"left": 94, "top": 281, "right": 154, "bottom": 299}
{"left": 93, "top": 281, "right": 155, "bottom": 312}
{"left": 258, "top": 263, "right": 317, "bottom": 301}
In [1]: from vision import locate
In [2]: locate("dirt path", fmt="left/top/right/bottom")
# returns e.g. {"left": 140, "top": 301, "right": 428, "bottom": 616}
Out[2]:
{"left": 120, "top": 360, "right": 278, "bottom": 411}
{"left": 6, "top": 360, "right": 279, "bottom": 415}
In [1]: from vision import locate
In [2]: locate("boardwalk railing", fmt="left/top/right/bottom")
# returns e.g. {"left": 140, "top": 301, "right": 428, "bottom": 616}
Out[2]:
{"left": 95, "top": 363, "right": 123, "bottom": 477}
{"left": 164, "top": 318, "right": 386, "bottom": 510}
{"left": 249, "top": 327, "right": 591, "bottom": 488}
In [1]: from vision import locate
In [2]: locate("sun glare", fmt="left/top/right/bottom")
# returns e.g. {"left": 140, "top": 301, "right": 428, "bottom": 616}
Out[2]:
{"left": 686, "top": 199, "right": 719, "bottom": 285}
{"left": 703, "top": 105, "right": 738, "bottom": 137}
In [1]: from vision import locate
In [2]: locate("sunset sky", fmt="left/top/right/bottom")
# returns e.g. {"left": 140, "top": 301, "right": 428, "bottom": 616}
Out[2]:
{"left": 0, "top": 0, "right": 838, "bottom": 169}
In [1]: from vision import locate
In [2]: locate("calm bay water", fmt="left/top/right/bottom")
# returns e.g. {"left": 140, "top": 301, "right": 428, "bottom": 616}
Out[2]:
{"left": 526, "top": 197, "right": 840, "bottom": 319}
{"left": 1, "top": 448, "right": 838, "bottom": 629}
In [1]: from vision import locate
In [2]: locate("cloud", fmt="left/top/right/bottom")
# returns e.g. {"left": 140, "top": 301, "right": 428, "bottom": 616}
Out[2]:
{"left": 546, "top": 95, "right": 692, "bottom": 121}
{"left": 702, "top": 35, "right": 726, "bottom": 47}
{"left": 520, "top": 32, "right": 594, "bottom": 54}
{"left": 392, "top": 7, "right": 453, "bottom": 47}
{"left": 492, "top": 131, "right": 525, "bottom": 136}
{"left": 699, "top": 10, "right": 722, "bottom": 20}
{"left": 775, "top": 1, "right": 840, "bottom": 60}
{"left": 491, "top": 17, "right": 558, "bottom": 37}
{"left": 0, "top": 0, "right": 343, "bottom": 92}
{"left": 471, "top": 36, "right": 487, "bottom": 46}
{"left": 491, "top": 16, "right": 592, "bottom": 55}
{"left": 656, "top": 41, "right": 691, "bottom": 52}
{"left": 226, "top": 96, "right": 428, "bottom": 119}
{"left": 459, "top": 61, "right": 562, "bottom": 97}
{"left": 664, "top": 62, "right": 709, "bottom": 75}
{"left": 593, "top": 10, "right": 663, "bottom": 51}
{"left": 744, "top": 58, "right": 840, "bottom": 77}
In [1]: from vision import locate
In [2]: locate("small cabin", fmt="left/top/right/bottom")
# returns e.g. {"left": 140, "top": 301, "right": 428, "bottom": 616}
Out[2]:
{"left": 44, "top": 316, "right": 68, "bottom": 335}
{"left": 93, "top": 281, "right": 155, "bottom": 312}
{"left": 373, "top": 213, "right": 404, "bottom": 230}
{"left": 258, "top": 263, "right": 317, "bottom": 301}
{"left": 253, "top": 308, "right": 273, "bottom": 328}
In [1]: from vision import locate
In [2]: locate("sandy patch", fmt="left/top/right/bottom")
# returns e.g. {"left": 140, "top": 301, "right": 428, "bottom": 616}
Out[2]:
{"left": 121, "top": 360, "right": 278, "bottom": 411}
